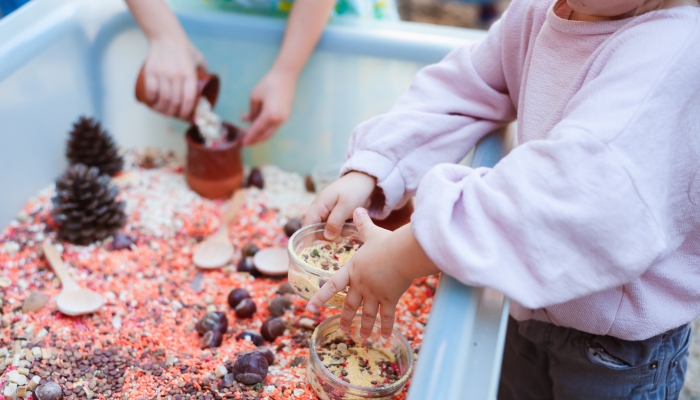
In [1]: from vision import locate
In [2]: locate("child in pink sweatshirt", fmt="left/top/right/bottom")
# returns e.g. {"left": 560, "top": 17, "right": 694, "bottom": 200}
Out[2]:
{"left": 304, "top": 0, "right": 700, "bottom": 398}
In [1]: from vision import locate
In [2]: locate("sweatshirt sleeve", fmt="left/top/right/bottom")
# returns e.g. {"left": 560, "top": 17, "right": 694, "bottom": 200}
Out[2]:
{"left": 341, "top": 14, "right": 517, "bottom": 218}
{"left": 410, "top": 19, "right": 700, "bottom": 309}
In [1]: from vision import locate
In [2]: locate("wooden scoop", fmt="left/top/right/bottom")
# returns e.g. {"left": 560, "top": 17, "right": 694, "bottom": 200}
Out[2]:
{"left": 193, "top": 189, "right": 246, "bottom": 269}
{"left": 42, "top": 241, "right": 104, "bottom": 316}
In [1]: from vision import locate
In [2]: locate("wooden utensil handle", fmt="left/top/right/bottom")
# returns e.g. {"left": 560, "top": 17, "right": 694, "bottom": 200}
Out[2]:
{"left": 42, "top": 241, "right": 80, "bottom": 291}
{"left": 222, "top": 189, "right": 246, "bottom": 225}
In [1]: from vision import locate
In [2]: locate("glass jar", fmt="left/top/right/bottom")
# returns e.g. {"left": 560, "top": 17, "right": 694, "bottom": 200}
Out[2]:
{"left": 307, "top": 315, "right": 414, "bottom": 400}
{"left": 287, "top": 222, "right": 361, "bottom": 308}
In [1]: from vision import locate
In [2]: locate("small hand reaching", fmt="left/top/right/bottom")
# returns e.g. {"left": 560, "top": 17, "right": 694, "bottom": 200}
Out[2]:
{"left": 303, "top": 171, "right": 377, "bottom": 240}
{"left": 306, "top": 208, "right": 439, "bottom": 338}
{"left": 241, "top": 70, "right": 296, "bottom": 146}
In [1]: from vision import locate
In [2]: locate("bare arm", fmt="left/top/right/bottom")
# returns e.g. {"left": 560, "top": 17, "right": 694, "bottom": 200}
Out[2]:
{"left": 125, "top": 0, "right": 205, "bottom": 119}
{"left": 243, "top": 0, "right": 335, "bottom": 145}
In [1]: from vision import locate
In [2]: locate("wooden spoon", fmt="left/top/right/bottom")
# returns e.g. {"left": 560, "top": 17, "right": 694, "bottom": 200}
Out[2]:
{"left": 253, "top": 247, "right": 289, "bottom": 276}
{"left": 193, "top": 189, "right": 246, "bottom": 269}
{"left": 42, "top": 241, "right": 104, "bottom": 316}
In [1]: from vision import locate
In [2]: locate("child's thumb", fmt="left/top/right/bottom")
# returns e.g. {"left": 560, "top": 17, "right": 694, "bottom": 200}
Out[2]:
{"left": 353, "top": 207, "right": 376, "bottom": 240}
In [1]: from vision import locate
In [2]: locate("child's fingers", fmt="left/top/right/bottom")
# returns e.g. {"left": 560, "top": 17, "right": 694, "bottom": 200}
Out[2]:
{"left": 325, "top": 203, "right": 354, "bottom": 240}
{"left": 353, "top": 207, "right": 378, "bottom": 241}
{"left": 166, "top": 78, "right": 183, "bottom": 117}
{"left": 306, "top": 264, "right": 350, "bottom": 314}
{"left": 303, "top": 193, "right": 337, "bottom": 227}
{"left": 359, "top": 300, "right": 378, "bottom": 338}
{"left": 145, "top": 73, "right": 159, "bottom": 103}
{"left": 379, "top": 302, "right": 396, "bottom": 339}
{"left": 248, "top": 98, "right": 262, "bottom": 123}
{"left": 179, "top": 75, "right": 197, "bottom": 119}
{"left": 339, "top": 290, "right": 363, "bottom": 332}
{"left": 153, "top": 76, "right": 172, "bottom": 113}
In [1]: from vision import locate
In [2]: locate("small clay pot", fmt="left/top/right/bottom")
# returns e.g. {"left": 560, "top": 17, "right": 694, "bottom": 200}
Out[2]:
{"left": 374, "top": 199, "right": 414, "bottom": 231}
{"left": 186, "top": 123, "right": 244, "bottom": 199}
{"left": 135, "top": 66, "right": 220, "bottom": 121}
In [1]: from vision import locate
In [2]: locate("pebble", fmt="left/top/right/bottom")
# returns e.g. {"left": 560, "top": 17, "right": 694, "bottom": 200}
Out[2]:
{"left": 0, "top": 276, "right": 12, "bottom": 287}
{"left": 293, "top": 388, "right": 305, "bottom": 396}
{"left": 298, "top": 318, "right": 316, "bottom": 330}
{"left": 9, "top": 371, "right": 28, "bottom": 385}
{"left": 215, "top": 365, "right": 228, "bottom": 378}
{"left": 21, "top": 291, "right": 49, "bottom": 313}
{"left": 3, "top": 382, "right": 17, "bottom": 397}
{"left": 112, "top": 315, "right": 122, "bottom": 330}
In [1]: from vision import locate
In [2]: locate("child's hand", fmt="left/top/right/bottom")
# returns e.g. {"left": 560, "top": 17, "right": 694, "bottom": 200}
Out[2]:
{"left": 241, "top": 70, "right": 296, "bottom": 146}
{"left": 306, "top": 208, "right": 440, "bottom": 338}
{"left": 304, "top": 172, "right": 376, "bottom": 240}
{"left": 143, "top": 36, "right": 205, "bottom": 119}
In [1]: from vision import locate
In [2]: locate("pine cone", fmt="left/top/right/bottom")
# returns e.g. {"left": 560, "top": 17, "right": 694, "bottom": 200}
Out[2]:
{"left": 66, "top": 116, "right": 123, "bottom": 176}
{"left": 51, "top": 164, "right": 126, "bottom": 245}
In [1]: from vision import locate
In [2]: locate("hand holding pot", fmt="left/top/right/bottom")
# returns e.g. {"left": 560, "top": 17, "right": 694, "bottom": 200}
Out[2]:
{"left": 140, "top": 36, "right": 205, "bottom": 119}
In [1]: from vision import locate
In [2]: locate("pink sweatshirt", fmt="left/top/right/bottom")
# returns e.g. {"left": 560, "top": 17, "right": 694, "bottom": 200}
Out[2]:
{"left": 342, "top": 0, "right": 700, "bottom": 340}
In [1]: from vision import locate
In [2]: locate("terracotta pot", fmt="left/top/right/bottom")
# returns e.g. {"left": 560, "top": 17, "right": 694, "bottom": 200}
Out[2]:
{"left": 185, "top": 123, "right": 244, "bottom": 199}
{"left": 373, "top": 199, "right": 414, "bottom": 231}
{"left": 135, "top": 66, "right": 220, "bottom": 121}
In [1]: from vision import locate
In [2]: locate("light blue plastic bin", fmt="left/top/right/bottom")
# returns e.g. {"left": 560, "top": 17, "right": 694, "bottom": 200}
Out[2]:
{"left": 0, "top": 1, "right": 509, "bottom": 398}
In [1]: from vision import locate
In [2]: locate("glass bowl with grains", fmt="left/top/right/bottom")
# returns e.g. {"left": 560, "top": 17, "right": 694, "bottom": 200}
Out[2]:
{"left": 307, "top": 314, "right": 414, "bottom": 399}
{"left": 287, "top": 222, "right": 361, "bottom": 307}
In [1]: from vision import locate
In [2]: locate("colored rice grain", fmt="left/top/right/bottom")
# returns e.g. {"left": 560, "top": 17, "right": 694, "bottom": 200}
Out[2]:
{"left": 0, "top": 150, "right": 434, "bottom": 399}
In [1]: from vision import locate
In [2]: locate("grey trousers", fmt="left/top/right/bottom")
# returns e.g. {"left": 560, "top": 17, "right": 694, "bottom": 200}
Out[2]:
{"left": 498, "top": 317, "right": 691, "bottom": 400}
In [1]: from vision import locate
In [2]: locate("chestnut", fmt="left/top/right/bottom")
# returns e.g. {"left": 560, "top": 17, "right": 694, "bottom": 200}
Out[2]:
{"left": 111, "top": 233, "right": 135, "bottom": 250}
{"left": 235, "top": 298, "right": 257, "bottom": 319}
{"left": 196, "top": 312, "right": 228, "bottom": 336}
{"left": 34, "top": 382, "right": 64, "bottom": 400}
{"left": 246, "top": 167, "right": 264, "bottom": 189}
{"left": 227, "top": 288, "right": 250, "bottom": 309}
{"left": 241, "top": 243, "right": 259, "bottom": 258}
{"left": 260, "top": 317, "right": 286, "bottom": 342}
{"left": 304, "top": 174, "right": 315, "bottom": 193}
{"left": 237, "top": 256, "right": 260, "bottom": 276}
{"left": 200, "top": 330, "right": 223, "bottom": 349}
{"left": 256, "top": 346, "right": 275, "bottom": 365}
{"left": 277, "top": 282, "right": 295, "bottom": 295}
{"left": 268, "top": 295, "right": 292, "bottom": 317}
{"left": 284, "top": 218, "right": 302, "bottom": 237}
{"left": 232, "top": 351, "right": 268, "bottom": 385}
{"left": 236, "top": 330, "right": 265, "bottom": 346}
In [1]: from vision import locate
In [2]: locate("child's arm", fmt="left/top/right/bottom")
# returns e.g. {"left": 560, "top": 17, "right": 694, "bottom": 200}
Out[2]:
{"left": 126, "top": 0, "right": 205, "bottom": 119}
{"left": 242, "top": 0, "right": 335, "bottom": 146}
{"left": 306, "top": 13, "right": 518, "bottom": 238}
